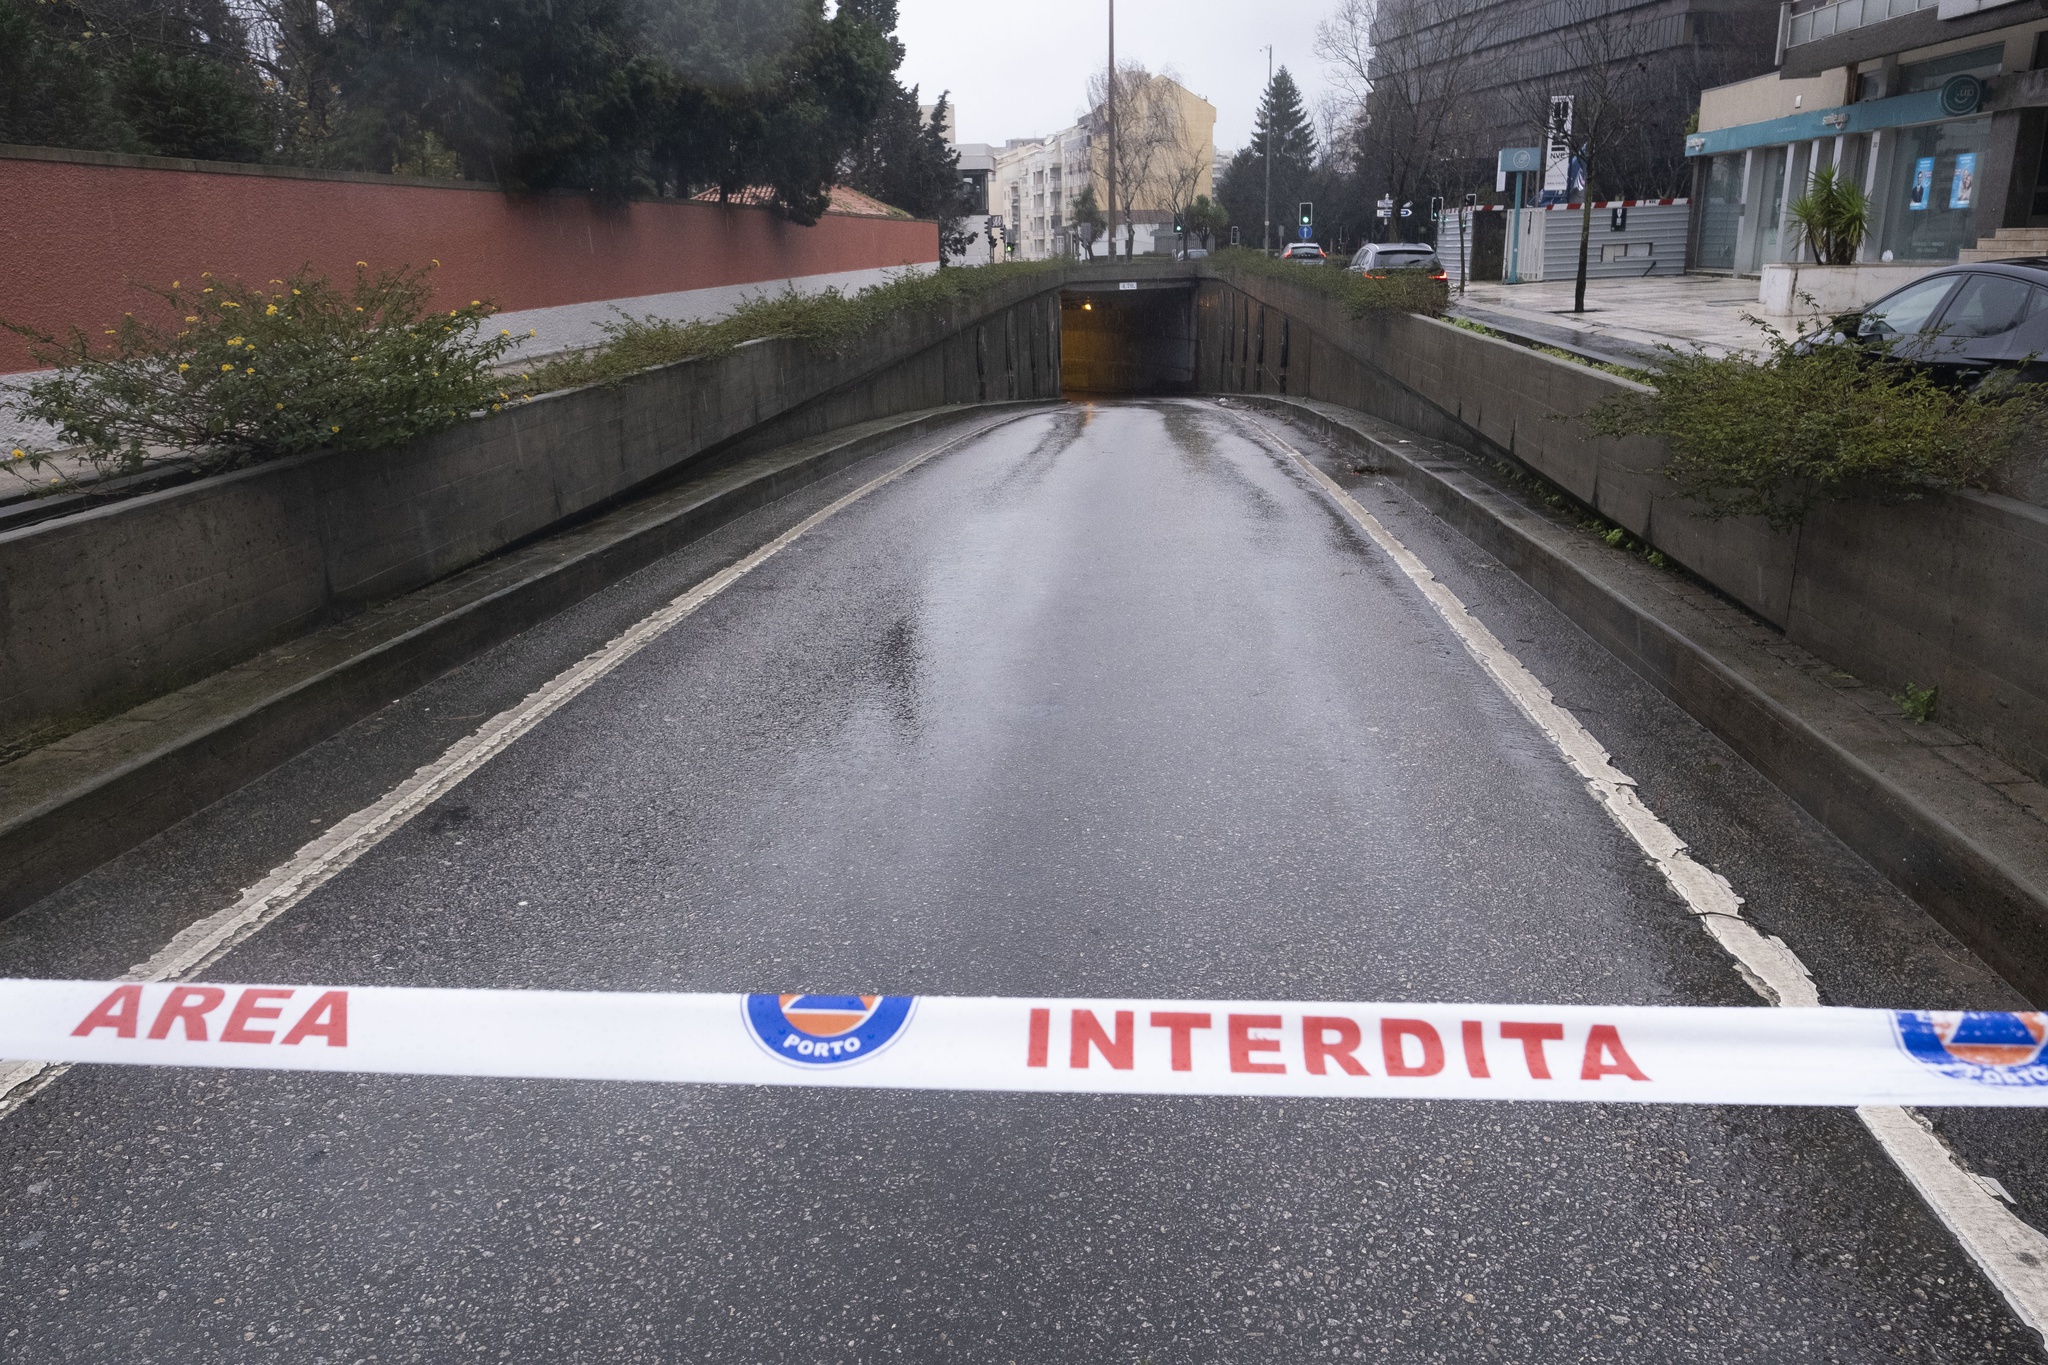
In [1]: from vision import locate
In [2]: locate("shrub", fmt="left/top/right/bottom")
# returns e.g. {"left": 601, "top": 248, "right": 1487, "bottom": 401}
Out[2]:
{"left": 1206, "top": 246, "right": 1449, "bottom": 318}
{"left": 521, "top": 259, "right": 1069, "bottom": 394}
{"left": 1584, "top": 326, "right": 2042, "bottom": 527}
{"left": 1786, "top": 168, "right": 1869, "bottom": 266}
{"left": 4, "top": 265, "right": 518, "bottom": 483}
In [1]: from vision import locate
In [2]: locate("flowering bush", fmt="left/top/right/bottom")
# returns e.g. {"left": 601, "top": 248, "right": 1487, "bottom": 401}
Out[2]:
{"left": 4, "top": 264, "right": 520, "bottom": 482}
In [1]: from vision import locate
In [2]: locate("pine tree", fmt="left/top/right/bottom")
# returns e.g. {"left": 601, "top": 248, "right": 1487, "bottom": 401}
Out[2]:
{"left": 1216, "top": 67, "right": 1317, "bottom": 250}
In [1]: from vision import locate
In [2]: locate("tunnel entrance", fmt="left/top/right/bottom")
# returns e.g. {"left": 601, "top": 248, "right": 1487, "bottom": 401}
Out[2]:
{"left": 1059, "top": 281, "right": 1197, "bottom": 396}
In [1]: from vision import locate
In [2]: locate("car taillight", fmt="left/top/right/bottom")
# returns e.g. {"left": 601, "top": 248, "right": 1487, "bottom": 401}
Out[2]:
{"left": 1431, "top": 269, "right": 1448, "bottom": 280}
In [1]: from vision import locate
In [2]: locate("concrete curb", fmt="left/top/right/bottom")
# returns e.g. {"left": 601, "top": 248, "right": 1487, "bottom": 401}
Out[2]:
{"left": 1240, "top": 394, "right": 2048, "bottom": 1006}
{"left": 0, "top": 403, "right": 1049, "bottom": 916}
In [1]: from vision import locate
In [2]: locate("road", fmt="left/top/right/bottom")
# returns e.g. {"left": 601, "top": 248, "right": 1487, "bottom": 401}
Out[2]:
{"left": 1, "top": 400, "right": 2044, "bottom": 1361}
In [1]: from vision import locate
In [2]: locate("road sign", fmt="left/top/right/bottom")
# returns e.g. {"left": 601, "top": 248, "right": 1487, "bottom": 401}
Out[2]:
{"left": 1299, "top": 225, "right": 1313, "bottom": 240}
{"left": 1497, "top": 147, "right": 1542, "bottom": 174}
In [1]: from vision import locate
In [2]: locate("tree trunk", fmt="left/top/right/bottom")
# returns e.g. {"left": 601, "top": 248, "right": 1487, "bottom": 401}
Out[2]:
{"left": 1574, "top": 192, "right": 1593, "bottom": 314}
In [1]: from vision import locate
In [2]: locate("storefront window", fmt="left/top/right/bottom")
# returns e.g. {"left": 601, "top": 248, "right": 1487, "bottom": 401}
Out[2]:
{"left": 1696, "top": 154, "right": 1743, "bottom": 271}
{"left": 1878, "top": 117, "right": 1990, "bottom": 262}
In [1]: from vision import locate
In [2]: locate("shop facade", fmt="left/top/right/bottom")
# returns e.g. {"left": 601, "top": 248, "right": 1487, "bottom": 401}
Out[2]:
{"left": 1685, "top": 3, "right": 2048, "bottom": 275}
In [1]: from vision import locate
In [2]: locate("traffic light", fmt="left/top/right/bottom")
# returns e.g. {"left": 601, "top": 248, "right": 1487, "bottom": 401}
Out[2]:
{"left": 1297, "top": 201, "right": 1313, "bottom": 228}
{"left": 1174, "top": 210, "right": 1185, "bottom": 234}
{"left": 1463, "top": 192, "right": 1478, "bottom": 208}
{"left": 1428, "top": 195, "right": 1444, "bottom": 222}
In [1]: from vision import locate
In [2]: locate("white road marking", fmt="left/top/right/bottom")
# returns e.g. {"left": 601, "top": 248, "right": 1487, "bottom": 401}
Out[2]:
{"left": 0, "top": 410, "right": 1039, "bottom": 1117}
{"left": 1223, "top": 404, "right": 2048, "bottom": 1345}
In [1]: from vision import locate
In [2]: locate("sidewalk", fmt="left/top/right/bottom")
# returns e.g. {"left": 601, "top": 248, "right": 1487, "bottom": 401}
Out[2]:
{"left": 1450, "top": 274, "right": 1784, "bottom": 366}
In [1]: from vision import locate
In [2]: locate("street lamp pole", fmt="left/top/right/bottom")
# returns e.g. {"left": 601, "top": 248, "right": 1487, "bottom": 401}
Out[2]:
{"left": 1261, "top": 46, "right": 1272, "bottom": 255}
{"left": 1106, "top": 0, "right": 1117, "bottom": 262}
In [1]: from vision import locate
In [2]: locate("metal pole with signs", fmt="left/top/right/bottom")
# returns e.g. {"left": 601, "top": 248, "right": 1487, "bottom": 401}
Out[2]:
{"left": 1497, "top": 147, "right": 1541, "bottom": 284}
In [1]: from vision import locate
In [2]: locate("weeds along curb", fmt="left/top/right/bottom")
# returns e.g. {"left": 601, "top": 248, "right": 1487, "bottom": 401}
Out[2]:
{"left": 1237, "top": 393, "right": 2048, "bottom": 1006}
{"left": 0, "top": 403, "right": 1053, "bottom": 918}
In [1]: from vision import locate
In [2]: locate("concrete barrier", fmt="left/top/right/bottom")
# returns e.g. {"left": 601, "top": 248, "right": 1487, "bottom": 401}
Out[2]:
{"left": 1194, "top": 266, "right": 2048, "bottom": 789}
{"left": 0, "top": 270, "right": 1067, "bottom": 754}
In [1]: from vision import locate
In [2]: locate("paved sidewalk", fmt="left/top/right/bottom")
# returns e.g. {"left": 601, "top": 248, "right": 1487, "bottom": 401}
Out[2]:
{"left": 1450, "top": 274, "right": 1788, "bottom": 365}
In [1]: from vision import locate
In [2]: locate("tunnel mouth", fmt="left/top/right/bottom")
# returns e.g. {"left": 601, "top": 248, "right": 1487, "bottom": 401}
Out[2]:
{"left": 1059, "top": 281, "right": 1198, "bottom": 398}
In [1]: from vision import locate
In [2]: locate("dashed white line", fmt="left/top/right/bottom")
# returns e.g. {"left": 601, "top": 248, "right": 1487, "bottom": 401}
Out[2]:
{"left": 0, "top": 410, "right": 1038, "bottom": 1117}
{"left": 1224, "top": 403, "right": 2048, "bottom": 1345}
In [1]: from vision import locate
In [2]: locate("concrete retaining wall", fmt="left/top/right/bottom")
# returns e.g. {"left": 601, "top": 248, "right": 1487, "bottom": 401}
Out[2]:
{"left": 0, "top": 271, "right": 1065, "bottom": 750}
{"left": 1194, "top": 266, "right": 2048, "bottom": 786}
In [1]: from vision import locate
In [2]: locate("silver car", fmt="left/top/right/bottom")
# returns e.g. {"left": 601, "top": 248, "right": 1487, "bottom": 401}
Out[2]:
{"left": 1349, "top": 243, "right": 1446, "bottom": 279}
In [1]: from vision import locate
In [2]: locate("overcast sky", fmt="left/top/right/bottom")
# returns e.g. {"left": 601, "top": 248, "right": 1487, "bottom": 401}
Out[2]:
{"left": 895, "top": 0, "right": 1336, "bottom": 156}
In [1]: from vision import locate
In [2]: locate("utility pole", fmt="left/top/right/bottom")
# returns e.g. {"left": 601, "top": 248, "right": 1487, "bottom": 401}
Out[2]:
{"left": 1261, "top": 46, "right": 1273, "bottom": 255}
{"left": 1106, "top": 0, "right": 1117, "bottom": 262}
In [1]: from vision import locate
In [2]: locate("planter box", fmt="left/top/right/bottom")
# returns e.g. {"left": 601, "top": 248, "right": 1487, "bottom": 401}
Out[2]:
{"left": 1758, "top": 261, "right": 1943, "bottom": 317}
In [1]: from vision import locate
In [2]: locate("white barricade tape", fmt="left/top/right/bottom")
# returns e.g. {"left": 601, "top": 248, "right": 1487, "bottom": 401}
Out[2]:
{"left": 5, "top": 980, "right": 2048, "bottom": 1106}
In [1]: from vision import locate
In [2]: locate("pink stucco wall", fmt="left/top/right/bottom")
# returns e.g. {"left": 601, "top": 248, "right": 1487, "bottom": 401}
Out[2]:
{"left": 0, "top": 150, "right": 940, "bottom": 373}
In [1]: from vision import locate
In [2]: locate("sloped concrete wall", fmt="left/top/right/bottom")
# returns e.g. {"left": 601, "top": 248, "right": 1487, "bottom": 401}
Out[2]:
{"left": 0, "top": 272, "right": 1065, "bottom": 748}
{"left": 1196, "top": 267, "right": 2048, "bottom": 785}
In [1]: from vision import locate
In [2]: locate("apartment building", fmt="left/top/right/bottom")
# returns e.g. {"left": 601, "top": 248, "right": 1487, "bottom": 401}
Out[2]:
{"left": 990, "top": 76, "right": 1218, "bottom": 260}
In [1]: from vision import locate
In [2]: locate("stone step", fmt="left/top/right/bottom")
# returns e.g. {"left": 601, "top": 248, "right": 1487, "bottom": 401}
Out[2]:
{"left": 1958, "top": 227, "right": 2048, "bottom": 262}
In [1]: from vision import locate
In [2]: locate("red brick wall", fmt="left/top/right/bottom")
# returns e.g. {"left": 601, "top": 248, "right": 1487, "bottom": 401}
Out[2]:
{"left": 0, "top": 150, "right": 940, "bottom": 373}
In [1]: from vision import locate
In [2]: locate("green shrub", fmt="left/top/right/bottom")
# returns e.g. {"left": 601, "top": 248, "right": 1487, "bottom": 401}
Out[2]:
{"left": 1206, "top": 246, "right": 1449, "bottom": 318}
{"left": 1584, "top": 327, "right": 2042, "bottom": 527}
{"left": 524, "top": 260, "right": 1070, "bottom": 394}
{"left": 4, "top": 265, "right": 518, "bottom": 483}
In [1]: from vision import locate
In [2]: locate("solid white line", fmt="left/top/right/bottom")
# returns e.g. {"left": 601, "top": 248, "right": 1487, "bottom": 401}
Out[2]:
{"left": 0, "top": 410, "right": 1037, "bottom": 1117}
{"left": 1223, "top": 404, "right": 2048, "bottom": 1345}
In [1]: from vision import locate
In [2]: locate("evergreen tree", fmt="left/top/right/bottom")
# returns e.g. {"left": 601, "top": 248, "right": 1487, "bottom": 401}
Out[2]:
{"left": 841, "top": 88, "right": 974, "bottom": 258}
{"left": 1215, "top": 68, "right": 1316, "bottom": 251}
{"left": 327, "top": 0, "right": 665, "bottom": 194}
{"left": 0, "top": 0, "right": 272, "bottom": 162}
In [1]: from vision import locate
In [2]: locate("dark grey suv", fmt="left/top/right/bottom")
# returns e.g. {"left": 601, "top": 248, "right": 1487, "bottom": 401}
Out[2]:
{"left": 1810, "top": 259, "right": 2048, "bottom": 384}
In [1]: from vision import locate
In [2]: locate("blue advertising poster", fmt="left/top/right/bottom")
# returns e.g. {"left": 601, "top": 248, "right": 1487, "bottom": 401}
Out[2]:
{"left": 1950, "top": 153, "right": 1976, "bottom": 210}
{"left": 1910, "top": 157, "right": 1934, "bottom": 211}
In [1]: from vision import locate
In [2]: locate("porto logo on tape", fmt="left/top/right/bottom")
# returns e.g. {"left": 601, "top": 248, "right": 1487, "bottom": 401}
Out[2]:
{"left": 743, "top": 993, "right": 915, "bottom": 1066}
{"left": 1894, "top": 1010, "right": 2048, "bottom": 1087}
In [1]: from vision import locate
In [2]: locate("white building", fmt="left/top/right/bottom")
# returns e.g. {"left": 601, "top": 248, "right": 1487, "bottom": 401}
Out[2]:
{"left": 993, "top": 130, "right": 1094, "bottom": 260}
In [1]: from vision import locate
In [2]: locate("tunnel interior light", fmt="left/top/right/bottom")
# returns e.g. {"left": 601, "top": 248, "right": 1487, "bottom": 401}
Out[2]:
{"left": 1083, "top": 301, "right": 1092, "bottom": 310}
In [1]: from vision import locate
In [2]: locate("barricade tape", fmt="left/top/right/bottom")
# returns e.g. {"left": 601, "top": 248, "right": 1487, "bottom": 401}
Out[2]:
{"left": 6, "top": 979, "right": 2048, "bottom": 1106}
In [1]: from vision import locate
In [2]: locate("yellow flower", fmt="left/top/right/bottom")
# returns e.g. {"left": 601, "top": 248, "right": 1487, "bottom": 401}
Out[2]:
{"left": 275, "top": 402, "right": 285, "bottom": 410}
{"left": 292, "top": 289, "right": 301, "bottom": 296}
{"left": 527, "top": 329, "right": 535, "bottom": 337}
{"left": 220, "top": 300, "right": 239, "bottom": 309}
{"left": 184, "top": 316, "right": 199, "bottom": 323}
{"left": 265, "top": 304, "right": 278, "bottom": 316}
{"left": 245, "top": 367, "right": 255, "bottom": 375}
{"left": 171, "top": 280, "right": 180, "bottom": 288}
{"left": 226, "top": 336, "right": 243, "bottom": 346}
{"left": 470, "top": 300, "right": 481, "bottom": 307}
{"left": 178, "top": 362, "right": 190, "bottom": 372}
{"left": 103, "top": 328, "right": 114, "bottom": 335}
{"left": 221, "top": 363, "right": 234, "bottom": 372}
{"left": 356, "top": 260, "right": 368, "bottom": 267}
{"left": 500, "top": 329, "right": 510, "bottom": 336}
{"left": 330, "top": 425, "right": 341, "bottom": 433}
{"left": 10, "top": 448, "right": 24, "bottom": 461}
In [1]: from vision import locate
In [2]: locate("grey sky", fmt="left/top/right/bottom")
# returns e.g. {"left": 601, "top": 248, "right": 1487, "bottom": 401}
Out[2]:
{"left": 895, "top": 0, "right": 1335, "bottom": 156}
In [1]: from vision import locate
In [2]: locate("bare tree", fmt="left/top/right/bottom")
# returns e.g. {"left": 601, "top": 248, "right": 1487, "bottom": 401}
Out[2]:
{"left": 1088, "top": 62, "right": 1191, "bottom": 257}
{"left": 1501, "top": 0, "right": 1661, "bottom": 311}
{"left": 1319, "top": 0, "right": 1487, "bottom": 240}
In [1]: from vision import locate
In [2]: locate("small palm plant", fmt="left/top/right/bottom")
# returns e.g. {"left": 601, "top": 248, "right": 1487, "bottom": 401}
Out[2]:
{"left": 1788, "top": 167, "right": 1871, "bottom": 265}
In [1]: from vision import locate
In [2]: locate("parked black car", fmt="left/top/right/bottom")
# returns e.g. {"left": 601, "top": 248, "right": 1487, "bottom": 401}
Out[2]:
{"left": 1803, "top": 259, "right": 2048, "bottom": 385}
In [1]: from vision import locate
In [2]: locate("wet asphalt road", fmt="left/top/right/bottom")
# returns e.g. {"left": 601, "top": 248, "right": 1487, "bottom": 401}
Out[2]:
{"left": 2, "top": 400, "right": 2046, "bottom": 1362}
